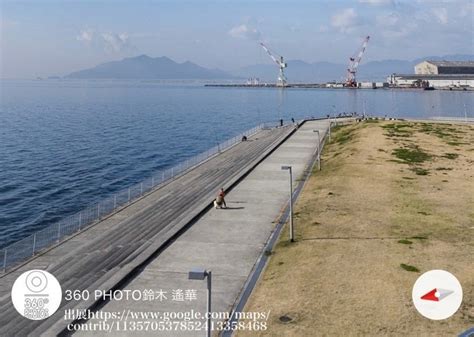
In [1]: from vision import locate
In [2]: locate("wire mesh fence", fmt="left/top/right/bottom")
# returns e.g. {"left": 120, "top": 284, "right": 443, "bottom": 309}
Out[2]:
{"left": 1, "top": 123, "right": 269, "bottom": 273}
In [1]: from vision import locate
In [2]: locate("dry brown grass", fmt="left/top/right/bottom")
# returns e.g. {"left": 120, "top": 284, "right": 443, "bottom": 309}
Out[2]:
{"left": 237, "top": 120, "right": 474, "bottom": 337}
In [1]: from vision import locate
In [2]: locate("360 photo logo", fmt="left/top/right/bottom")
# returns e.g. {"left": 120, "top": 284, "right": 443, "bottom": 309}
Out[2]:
{"left": 11, "top": 269, "right": 62, "bottom": 320}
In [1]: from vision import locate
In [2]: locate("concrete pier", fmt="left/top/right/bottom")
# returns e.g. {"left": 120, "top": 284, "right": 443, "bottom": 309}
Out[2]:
{"left": 75, "top": 119, "right": 332, "bottom": 337}
{"left": 0, "top": 119, "right": 338, "bottom": 336}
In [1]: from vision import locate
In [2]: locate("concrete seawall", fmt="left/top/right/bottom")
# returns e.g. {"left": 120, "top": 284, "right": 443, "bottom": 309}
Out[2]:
{"left": 0, "top": 118, "right": 348, "bottom": 336}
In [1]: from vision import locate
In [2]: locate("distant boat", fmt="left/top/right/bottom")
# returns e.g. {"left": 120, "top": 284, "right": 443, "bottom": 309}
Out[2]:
{"left": 424, "top": 86, "right": 435, "bottom": 90}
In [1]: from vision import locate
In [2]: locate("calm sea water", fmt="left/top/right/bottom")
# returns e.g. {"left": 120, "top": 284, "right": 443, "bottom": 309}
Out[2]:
{"left": 0, "top": 79, "right": 472, "bottom": 248}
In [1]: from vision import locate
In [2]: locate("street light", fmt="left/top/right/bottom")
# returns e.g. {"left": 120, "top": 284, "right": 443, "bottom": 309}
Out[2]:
{"left": 313, "top": 130, "right": 321, "bottom": 171}
{"left": 281, "top": 165, "right": 294, "bottom": 242}
{"left": 331, "top": 105, "right": 337, "bottom": 127}
{"left": 189, "top": 268, "right": 212, "bottom": 337}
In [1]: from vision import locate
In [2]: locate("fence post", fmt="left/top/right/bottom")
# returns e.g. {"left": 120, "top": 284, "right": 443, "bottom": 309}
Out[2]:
{"left": 128, "top": 188, "right": 131, "bottom": 203}
{"left": 140, "top": 183, "right": 143, "bottom": 195}
{"left": 57, "top": 223, "right": 61, "bottom": 243}
{"left": 162, "top": 171, "right": 165, "bottom": 182}
{"left": 97, "top": 203, "right": 100, "bottom": 219}
{"left": 114, "top": 195, "right": 117, "bottom": 209}
{"left": 152, "top": 177, "right": 154, "bottom": 187}
{"left": 3, "top": 249, "right": 6, "bottom": 273}
{"left": 32, "top": 233, "right": 37, "bottom": 256}
{"left": 79, "top": 212, "right": 82, "bottom": 231}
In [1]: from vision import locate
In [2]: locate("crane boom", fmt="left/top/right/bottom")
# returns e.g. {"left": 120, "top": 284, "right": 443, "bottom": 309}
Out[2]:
{"left": 260, "top": 42, "right": 279, "bottom": 65}
{"left": 345, "top": 35, "right": 370, "bottom": 87}
{"left": 259, "top": 42, "right": 287, "bottom": 87}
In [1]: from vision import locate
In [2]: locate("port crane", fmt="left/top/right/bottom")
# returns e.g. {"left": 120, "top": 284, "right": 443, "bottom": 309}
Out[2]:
{"left": 260, "top": 42, "right": 287, "bottom": 87}
{"left": 345, "top": 35, "right": 370, "bottom": 87}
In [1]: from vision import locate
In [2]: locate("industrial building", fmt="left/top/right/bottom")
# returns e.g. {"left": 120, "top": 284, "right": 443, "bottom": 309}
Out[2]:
{"left": 386, "top": 60, "right": 474, "bottom": 89}
{"left": 415, "top": 60, "right": 474, "bottom": 75}
{"left": 387, "top": 74, "right": 474, "bottom": 89}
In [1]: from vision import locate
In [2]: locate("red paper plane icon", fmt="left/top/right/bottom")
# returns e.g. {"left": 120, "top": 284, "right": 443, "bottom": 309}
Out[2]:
{"left": 421, "top": 288, "right": 454, "bottom": 302}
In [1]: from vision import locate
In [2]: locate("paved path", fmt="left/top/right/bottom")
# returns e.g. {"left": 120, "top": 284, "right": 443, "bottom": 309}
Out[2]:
{"left": 0, "top": 125, "right": 296, "bottom": 337}
{"left": 74, "top": 119, "right": 331, "bottom": 337}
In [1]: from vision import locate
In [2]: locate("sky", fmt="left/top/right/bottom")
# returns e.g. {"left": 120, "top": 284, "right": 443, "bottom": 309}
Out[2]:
{"left": 0, "top": 0, "right": 473, "bottom": 78}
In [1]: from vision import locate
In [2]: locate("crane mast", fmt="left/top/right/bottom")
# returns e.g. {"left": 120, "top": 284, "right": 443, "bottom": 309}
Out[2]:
{"left": 345, "top": 35, "right": 370, "bottom": 87}
{"left": 260, "top": 42, "right": 287, "bottom": 87}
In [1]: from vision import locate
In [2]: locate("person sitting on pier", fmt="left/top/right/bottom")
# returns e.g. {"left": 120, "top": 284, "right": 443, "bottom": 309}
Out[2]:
{"left": 214, "top": 188, "right": 227, "bottom": 209}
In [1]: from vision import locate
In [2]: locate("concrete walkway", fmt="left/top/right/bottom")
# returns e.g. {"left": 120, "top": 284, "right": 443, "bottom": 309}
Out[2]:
{"left": 0, "top": 125, "right": 295, "bottom": 337}
{"left": 75, "top": 120, "right": 330, "bottom": 337}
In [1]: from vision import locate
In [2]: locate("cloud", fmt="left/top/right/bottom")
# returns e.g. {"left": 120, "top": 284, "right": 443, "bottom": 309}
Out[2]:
{"left": 76, "top": 29, "right": 134, "bottom": 53}
{"left": 101, "top": 32, "right": 130, "bottom": 52}
{"left": 431, "top": 7, "right": 448, "bottom": 24}
{"left": 331, "top": 8, "right": 360, "bottom": 33}
{"left": 76, "top": 29, "right": 94, "bottom": 43}
{"left": 228, "top": 24, "right": 261, "bottom": 40}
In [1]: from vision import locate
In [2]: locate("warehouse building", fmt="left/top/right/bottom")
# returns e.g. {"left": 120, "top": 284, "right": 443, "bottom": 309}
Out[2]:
{"left": 387, "top": 74, "right": 474, "bottom": 89}
{"left": 415, "top": 60, "right": 474, "bottom": 75}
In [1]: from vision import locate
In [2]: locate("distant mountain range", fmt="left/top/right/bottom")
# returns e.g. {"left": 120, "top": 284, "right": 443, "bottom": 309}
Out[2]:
{"left": 65, "top": 54, "right": 473, "bottom": 82}
{"left": 66, "top": 55, "right": 236, "bottom": 79}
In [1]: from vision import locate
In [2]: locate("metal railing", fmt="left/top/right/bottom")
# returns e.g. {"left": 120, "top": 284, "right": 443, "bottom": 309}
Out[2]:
{"left": 1, "top": 123, "right": 276, "bottom": 273}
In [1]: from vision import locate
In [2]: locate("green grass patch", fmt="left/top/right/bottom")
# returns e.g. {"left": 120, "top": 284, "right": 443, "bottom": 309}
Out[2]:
{"left": 392, "top": 146, "right": 431, "bottom": 164}
{"left": 411, "top": 236, "right": 428, "bottom": 240}
{"left": 332, "top": 126, "right": 355, "bottom": 145}
{"left": 400, "top": 263, "right": 420, "bottom": 272}
{"left": 417, "top": 123, "right": 467, "bottom": 146}
{"left": 442, "top": 153, "right": 459, "bottom": 160}
{"left": 398, "top": 239, "right": 413, "bottom": 245}
{"left": 382, "top": 123, "right": 414, "bottom": 138}
{"left": 411, "top": 167, "right": 430, "bottom": 176}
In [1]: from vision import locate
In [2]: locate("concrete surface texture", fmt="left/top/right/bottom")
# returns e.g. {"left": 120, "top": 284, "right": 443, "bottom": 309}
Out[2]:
{"left": 75, "top": 119, "right": 330, "bottom": 337}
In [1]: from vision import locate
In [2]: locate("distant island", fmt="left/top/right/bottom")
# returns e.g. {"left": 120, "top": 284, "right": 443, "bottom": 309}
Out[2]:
{"left": 66, "top": 55, "right": 236, "bottom": 79}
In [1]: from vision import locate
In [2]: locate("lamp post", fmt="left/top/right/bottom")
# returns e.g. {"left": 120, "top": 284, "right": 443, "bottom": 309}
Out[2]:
{"left": 189, "top": 268, "right": 212, "bottom": 337}
{"left": 281, "top": 165, "right": 294, "bottom": 242}
{"left": 313, "top": 130, "right": 321, "bottom": 171}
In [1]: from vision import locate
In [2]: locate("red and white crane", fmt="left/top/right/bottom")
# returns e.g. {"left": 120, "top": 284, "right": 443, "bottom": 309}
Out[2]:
{"left": 345, "top": 35, "right": 370, "bottom": 87}
{"left": 260, "top": 42, "right": 287, "bottom": 87}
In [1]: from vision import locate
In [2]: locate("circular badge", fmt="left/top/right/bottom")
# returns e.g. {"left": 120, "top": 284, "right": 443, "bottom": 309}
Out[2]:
{"left": 11, "top": 270, "right": 62, "bottom": 320}
{"left": 412, "top": 269, "right": 462, "bottom": 320}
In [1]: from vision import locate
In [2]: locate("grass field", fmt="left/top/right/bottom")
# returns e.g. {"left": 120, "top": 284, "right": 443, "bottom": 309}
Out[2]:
{"left": 237, "top": 120, "right": 474, "bottom": 337}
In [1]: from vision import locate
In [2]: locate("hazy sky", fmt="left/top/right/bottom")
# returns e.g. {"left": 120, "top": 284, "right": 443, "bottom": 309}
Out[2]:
{"left": 1, "top": 0, "right": 473, "bottom": 78}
